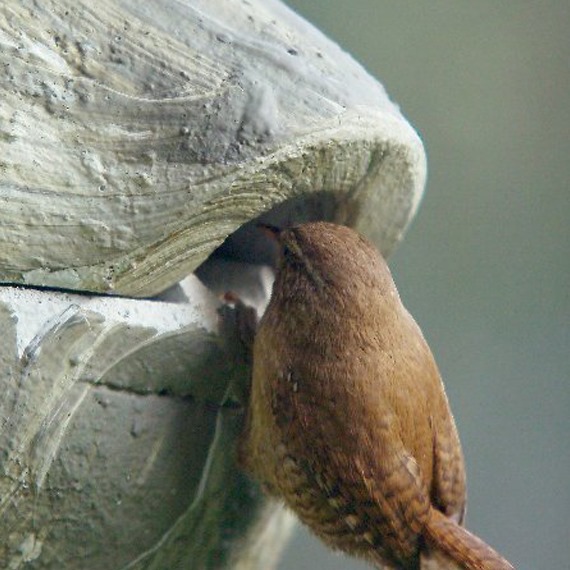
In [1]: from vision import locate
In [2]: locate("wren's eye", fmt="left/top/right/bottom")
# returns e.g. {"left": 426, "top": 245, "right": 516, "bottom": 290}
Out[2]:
{"left": 280, "top": 233, "right": 304, "bottom": 269}
{"left": 282, "top": 244, "right": 301, "bottom": 266}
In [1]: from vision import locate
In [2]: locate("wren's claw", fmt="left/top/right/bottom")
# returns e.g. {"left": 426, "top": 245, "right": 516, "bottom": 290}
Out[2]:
{"left": 221, "top": 290, "right": 242, "bottom": 305}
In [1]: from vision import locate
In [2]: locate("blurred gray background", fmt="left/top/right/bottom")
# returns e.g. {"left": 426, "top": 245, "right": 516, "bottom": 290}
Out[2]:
{"left": 280, "top": 2, "right": 569, "bottom": 569}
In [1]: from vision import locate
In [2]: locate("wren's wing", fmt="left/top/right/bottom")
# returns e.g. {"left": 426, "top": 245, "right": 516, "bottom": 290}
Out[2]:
{"left": 273, "top": 372, "right": 433, "bottom": 568}
{"left": 430, "top": 401, "right": 467, "bottom": 523}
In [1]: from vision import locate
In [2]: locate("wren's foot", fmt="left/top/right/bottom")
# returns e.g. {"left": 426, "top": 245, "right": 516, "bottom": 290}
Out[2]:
{"left": 222, "top": 291, "right": 259, "bottom": 351}
{"left": 220, "top": 291, "right": 259, "bottom": 360}
{"left": 217, "top": 291, "right": 259, "bottom": 409}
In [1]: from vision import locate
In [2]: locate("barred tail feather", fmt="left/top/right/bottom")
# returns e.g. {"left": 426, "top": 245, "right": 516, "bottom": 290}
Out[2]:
{"left": 423, "top": 508, "right": 515, "bottom": 570}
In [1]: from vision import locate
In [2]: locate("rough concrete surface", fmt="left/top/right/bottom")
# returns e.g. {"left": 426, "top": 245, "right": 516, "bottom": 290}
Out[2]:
{"left": 0, "top": 274, "right": 295, "bottom": 569}
{"left": 0, "top": 0, "right": 425, "bottom": 296}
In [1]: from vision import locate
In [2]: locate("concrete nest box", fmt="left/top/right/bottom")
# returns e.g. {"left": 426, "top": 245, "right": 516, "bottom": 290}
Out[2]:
{"left": 0, "top": 0, "right": 426, "bottom": 568}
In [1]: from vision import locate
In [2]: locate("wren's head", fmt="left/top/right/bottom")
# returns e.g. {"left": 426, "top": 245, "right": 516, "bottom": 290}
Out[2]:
{"left": 260, "top": 222, "right": 399, "bottom": 306}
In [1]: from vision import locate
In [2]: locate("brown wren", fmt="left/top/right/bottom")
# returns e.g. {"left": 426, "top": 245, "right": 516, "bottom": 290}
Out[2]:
{"left": 240, "top": 221, "right": 515, "bottom": 570}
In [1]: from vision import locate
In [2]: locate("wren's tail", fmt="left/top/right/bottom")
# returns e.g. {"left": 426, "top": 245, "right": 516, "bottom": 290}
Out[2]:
{"left": 423, "top": 508, "right": 515, "bottom": 570}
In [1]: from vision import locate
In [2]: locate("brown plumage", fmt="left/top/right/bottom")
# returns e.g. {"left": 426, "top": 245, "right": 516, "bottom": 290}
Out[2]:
{"left": 240, "top": 222, "right": 514, "bottom": 570}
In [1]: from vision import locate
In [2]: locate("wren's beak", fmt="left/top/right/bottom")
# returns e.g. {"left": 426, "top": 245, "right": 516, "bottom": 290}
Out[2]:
{"left": 257, "top": 223, "right": 282, "bottom": 241}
